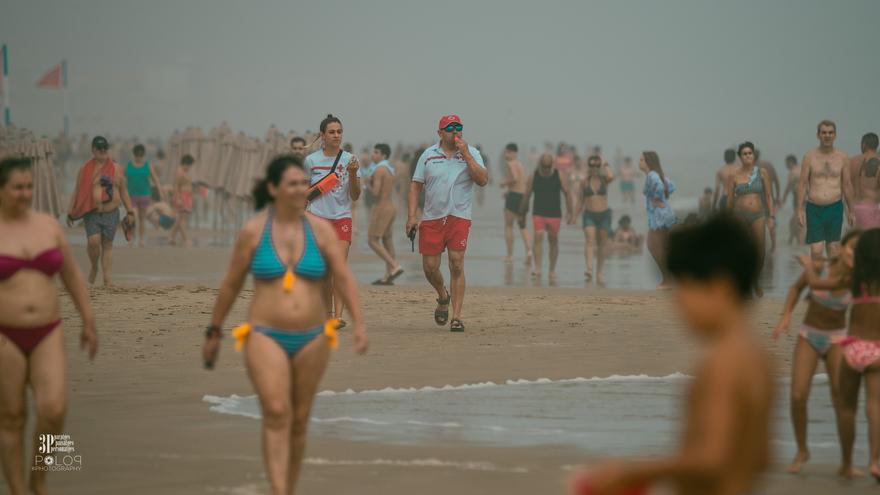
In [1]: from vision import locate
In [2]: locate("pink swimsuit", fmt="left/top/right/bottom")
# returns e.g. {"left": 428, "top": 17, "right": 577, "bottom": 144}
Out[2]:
{"left": 840, "top": 287, "right": 880, "bottom": 373}
{"left": 0, "top": 248, "right": 64, "bottom": 355}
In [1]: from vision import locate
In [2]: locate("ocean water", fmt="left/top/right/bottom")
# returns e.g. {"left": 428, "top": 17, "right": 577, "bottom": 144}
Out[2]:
{"left": 204, "top": 373, "right": 868, "bottom": 463}
{"left": 347, "top": 194, "right": 808, "bottom": 298}
{"left": 64, "top": 188, "right": 811, "bottom": 297}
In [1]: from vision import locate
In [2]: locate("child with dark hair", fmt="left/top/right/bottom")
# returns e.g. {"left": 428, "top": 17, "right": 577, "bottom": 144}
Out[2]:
{"left": 570, "top": 214, "right": 773, "bottom": 495}
{"left": 170, "top": 154, "right": 195, "bottom": 246}
{"left": 801, "top": 228, "right": 880, "bottom": 479}
{"left": 774, "top": 229, "right": 861, "bottom": 474}
{"left": 606, "top": 215, "right": 643, "bottom": 257}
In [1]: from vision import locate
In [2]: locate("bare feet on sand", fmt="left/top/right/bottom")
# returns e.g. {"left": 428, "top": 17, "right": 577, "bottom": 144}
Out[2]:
{"left": 787, "top": 451, "right": 809, "bottom": 474}
{"left": 837, "top": 464, "right": 865, "bottom": 480}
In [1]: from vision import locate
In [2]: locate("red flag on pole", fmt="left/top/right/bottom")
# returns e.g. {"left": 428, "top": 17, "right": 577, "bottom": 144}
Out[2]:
{"left": 36, "top": 63, "right": 63, "bottom": 89}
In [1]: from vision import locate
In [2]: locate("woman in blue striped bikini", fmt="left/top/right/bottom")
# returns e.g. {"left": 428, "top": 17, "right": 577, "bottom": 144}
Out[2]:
{"left": 202, "top": 154, "right": 368, "bottom": 494}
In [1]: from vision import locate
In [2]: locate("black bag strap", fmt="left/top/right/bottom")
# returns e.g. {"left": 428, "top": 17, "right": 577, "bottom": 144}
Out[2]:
{"left": 329, "top": 150, "right": 343, "bottom": 174}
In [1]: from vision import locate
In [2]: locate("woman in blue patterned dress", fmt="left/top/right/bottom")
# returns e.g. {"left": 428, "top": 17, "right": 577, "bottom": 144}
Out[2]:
{"left": 640, "top": 151, "right": 677, "bottom": 289}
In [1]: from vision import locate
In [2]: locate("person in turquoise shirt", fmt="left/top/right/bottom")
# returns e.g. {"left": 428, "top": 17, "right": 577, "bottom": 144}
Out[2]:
{"left": 125, "top": 144, "right": 165, "bottom": 247}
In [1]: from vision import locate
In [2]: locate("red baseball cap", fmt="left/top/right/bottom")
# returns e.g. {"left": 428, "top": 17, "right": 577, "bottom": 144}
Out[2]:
{"left": 438, "top": 114, "right": 462, "bottom": 129}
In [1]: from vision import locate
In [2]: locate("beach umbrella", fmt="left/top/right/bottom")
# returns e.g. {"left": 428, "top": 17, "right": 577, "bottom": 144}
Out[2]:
{"left": 0, "top": 127, "right": 63, "bottom": 217}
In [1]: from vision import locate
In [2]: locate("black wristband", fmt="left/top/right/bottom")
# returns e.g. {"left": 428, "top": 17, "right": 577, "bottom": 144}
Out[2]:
{"left": 206, "top": 325, "right": 222, "bottom": 339}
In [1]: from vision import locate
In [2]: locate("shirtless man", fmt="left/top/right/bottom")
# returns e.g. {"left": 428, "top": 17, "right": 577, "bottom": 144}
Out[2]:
{"left": 851, "top": 132, "right": 880, "bottom": 229}
{"left": 500, "top": 143, "right": 532, "bottom": 264}
{"left": 781, "top": 155, "right": 804, "bottom": 244}
{"left": 797, "top": 120, "right": 855, "bottom": 260}
{"left": 367, "top": 143, "right": 403, "bottom": 285}
{"left": 712, "top": 148, "right": 737, "bottom": 211}
{"left": 617, "top": 156, "right": 637, "bottom": 205}
{"left": 756, "top": 149, "right": 781, "bottom": 251}
{"left": 66, "top": 136, "right": 135, "bottom": 286}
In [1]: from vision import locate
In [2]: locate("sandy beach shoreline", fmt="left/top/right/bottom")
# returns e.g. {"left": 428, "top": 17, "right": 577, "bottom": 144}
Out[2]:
{"left": 5, "top": 244, "right": 871, "bottom": 494}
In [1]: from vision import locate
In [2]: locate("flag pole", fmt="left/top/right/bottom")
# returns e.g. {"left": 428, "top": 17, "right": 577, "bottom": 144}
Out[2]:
{"left": 2, "top": 44, "right": 10, "bottom": 127}
{"left": 62, "top": 59, "right": 69, "bottom": 136}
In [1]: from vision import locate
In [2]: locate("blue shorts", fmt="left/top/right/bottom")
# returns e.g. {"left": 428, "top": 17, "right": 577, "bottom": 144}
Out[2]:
{"left": 620, "top": 181, "right": 635, "bottom": 193}
{"left": 805, "top": 200, "right": 843, "bottom": 244}
{"left": 582, "top": 209, "right": 612, "bottom": 232}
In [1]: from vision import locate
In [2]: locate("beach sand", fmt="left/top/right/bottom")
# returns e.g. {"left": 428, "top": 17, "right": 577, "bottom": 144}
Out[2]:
{"left": 7, "top": 243, "right": 877, "bottom": 494}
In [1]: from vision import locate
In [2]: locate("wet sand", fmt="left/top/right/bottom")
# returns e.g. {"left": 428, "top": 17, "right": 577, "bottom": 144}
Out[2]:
{"left": 14, "top": 242, "right": 876, "bottom": 494}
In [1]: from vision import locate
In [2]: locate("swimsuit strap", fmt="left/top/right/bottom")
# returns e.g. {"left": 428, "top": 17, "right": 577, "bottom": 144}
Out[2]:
{"left": 294, "top": 216, "right": 327, "bottom": 279}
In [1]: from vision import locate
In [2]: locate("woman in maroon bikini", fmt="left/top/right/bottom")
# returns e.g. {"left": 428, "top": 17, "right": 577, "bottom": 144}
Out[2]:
{"left": 0, "top": 157, "right": 96, "bottom": 495}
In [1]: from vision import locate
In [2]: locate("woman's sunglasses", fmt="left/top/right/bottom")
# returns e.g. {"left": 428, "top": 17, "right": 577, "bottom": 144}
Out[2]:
{"left": 443, "top": 124, "right": 463, "bottom": 132}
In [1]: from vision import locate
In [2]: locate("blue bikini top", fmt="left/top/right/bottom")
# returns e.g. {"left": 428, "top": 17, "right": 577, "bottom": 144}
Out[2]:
{"left": 251, "top": 211, "right": 327, "bottom": 281}
{"left": 733, "top": 166, "right": 763, "bottom": 197}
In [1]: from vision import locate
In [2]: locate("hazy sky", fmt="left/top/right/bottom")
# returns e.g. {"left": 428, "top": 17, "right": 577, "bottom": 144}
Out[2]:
{"left": 3, "top": 0, "right": 878, "bottom": 189}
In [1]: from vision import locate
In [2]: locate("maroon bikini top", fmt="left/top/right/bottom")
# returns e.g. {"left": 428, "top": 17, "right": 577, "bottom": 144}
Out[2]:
{"left": 0, "top": 248, "right": 64, "bottom": 280}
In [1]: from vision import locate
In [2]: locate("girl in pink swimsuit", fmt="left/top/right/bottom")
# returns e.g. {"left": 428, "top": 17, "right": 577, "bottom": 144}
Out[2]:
{"left": 803, "top": 229, "right": 880, "bottom": 480}
{"left": 774, "top": 229, "right": 860, "bottom": 474}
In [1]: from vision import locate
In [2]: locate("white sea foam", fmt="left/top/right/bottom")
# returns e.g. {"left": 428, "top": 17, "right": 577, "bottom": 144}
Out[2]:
{"left": 314, "top": 372, "right": 691, "bottom": 397}
{"left": 303, "top": 457, "right": 529, "bottom": 473}
{"left": 203, "top": 394, "right": 261, "bottom": 419}
{"left": 312, "top": 416, "right": 392, "bottom": 426}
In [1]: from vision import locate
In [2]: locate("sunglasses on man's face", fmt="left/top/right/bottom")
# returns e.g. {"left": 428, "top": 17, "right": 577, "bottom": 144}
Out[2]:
{"left": 94, "top": 147, "right": 108, "bottom": 152}
{"left": 443, "top": 124, "right": 463, "bottom": 133}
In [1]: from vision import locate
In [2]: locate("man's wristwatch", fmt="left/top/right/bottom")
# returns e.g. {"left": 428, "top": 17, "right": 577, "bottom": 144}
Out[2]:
{"left": 205, "top": 325, "right": 222, "bottom": 339}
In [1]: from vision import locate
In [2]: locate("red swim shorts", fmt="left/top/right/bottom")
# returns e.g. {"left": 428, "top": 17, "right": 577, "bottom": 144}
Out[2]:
{"left": 533, "top": 215, "right": 561, "bottom": 236}
{"left": 419, "top": 216, "right": 471, "bottom": 256}
{"left": 330, "top": 218, "right": 353, "bottom": 243}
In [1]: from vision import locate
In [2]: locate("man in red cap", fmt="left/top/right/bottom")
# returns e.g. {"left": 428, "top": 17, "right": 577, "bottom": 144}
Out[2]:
{"left": 406, "top": 115, "right": 489, "bottom": 332}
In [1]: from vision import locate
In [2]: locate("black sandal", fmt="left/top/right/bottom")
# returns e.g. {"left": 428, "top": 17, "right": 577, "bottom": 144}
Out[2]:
{"left": 450, "top": 319, "right": 465, "bottom": 332}
{"left": 434, "top": 289, "right": 450, "bottom": 326}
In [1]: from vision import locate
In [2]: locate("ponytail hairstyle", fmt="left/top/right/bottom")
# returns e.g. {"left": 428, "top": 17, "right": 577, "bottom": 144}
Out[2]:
{"left": 852, "top": 229, "right": 880, "bottom": 298}
{"left": 310, "top": 113, "right": 343, "bottom": 148}
{"left": 252, "top": 154, "right": 305, "bottom": 210}
{"left": 642, "top": 151, "right": 669, "bottom": 198}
